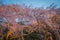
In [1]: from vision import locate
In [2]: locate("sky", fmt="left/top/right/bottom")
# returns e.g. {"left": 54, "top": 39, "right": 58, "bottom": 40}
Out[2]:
{"left": 1, "top": 0, "right": 60, "bottom": 8}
